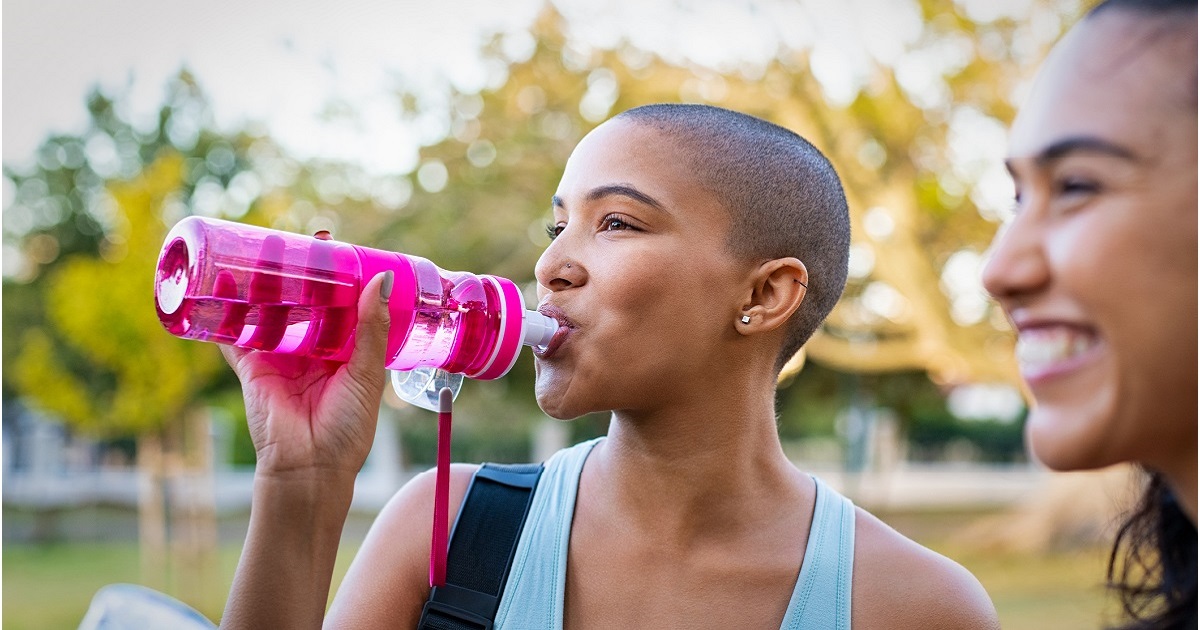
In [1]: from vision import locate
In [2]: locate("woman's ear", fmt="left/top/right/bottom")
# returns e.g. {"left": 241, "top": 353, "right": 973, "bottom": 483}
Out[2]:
{"left": 737, "top": 257, "right": 808, "bottom": 333}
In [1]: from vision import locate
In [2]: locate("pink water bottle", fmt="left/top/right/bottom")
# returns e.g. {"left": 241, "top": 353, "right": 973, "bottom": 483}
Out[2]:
{"left": 154, "top": 216, "right": 556, "bottom": 409}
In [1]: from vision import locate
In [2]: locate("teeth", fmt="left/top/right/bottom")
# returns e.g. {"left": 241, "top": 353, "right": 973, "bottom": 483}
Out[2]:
{"left": 1015, "top": 329, "right": 1096, "bottom": 371}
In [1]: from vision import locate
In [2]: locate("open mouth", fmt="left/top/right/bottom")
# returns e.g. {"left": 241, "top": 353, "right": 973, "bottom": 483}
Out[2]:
{"left": 1015, "top": 325, "right": 1102, "bottom": 382}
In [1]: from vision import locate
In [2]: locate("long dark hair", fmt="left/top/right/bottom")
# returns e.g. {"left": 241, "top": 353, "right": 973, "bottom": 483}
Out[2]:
{"left": 1107, "top": 471, "right": 1197, "bottom": 629}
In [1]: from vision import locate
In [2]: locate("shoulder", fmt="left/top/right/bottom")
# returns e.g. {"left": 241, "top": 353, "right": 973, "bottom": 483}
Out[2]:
{"left": 325, "top": 464, "right": 480, "bottom": 629}
{"left": 370, "top": 463, "right": 482, "bottom": 542}
{"left": 851, "top": 507, "right": 999, "bottom": 630}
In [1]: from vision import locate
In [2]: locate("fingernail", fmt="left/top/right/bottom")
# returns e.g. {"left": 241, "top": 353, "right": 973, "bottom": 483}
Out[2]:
{"left": 380, "top": 271, "right": 394, "bottom": 302}
{"left": 313, "top": 230, "right": 332, "bottom": 241}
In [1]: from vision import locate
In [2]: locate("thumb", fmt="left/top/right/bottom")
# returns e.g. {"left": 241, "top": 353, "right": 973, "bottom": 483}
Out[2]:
{"left": 218, "top": 341, "right": 250, "bottom": 374}
{"left": 345, "top": 270, "right": 393, "bottom": 390}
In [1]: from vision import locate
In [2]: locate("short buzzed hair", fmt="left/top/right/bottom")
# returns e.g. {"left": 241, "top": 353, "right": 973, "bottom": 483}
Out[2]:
{"left": 615, "top": 104, "right": 851, "bottom": 371}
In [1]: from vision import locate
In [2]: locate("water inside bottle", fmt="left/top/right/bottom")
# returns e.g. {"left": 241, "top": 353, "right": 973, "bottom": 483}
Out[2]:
{"left": 161, "top": 296, "right": 358, "bottom": 359}
{"left": 157, "top": 253, "right": 361, "bottom": 360}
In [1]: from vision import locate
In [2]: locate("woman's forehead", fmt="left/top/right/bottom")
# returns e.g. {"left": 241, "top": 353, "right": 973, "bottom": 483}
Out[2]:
{"left": 556, "top": 120, "right": 721, "bottom": 214}
{"left": 1009, "top": 11, "right": 1195, "bottom": 161}
{"left": 563, "top": 120, "right": 676, "bottom": 176}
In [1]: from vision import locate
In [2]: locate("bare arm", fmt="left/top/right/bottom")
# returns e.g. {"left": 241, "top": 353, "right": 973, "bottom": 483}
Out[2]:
{"left": 325, "top": 465, "right": 478, "bottom": 628}
{"left": 219, "top": 271, "right": 393, "bottom": 630}
{"left": 223, "top": 470, "right": 357, "bottom": 629}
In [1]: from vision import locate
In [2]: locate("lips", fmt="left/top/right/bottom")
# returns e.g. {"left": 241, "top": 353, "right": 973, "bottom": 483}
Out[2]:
{"left": 534, "top": 303, "right": 575, "bottom": 359}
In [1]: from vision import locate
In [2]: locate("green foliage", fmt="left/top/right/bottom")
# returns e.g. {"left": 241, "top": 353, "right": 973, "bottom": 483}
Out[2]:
{"left": 777, "top": 362, "right": 849, "bottom": 439}
{"left": 908, "top": 412, "right": 1027, "bottom": 463}
{"left": 11, "top": 155, "right": 226, "bottom": 436}
{"left": 4, "top": 74, "right": 257, "bottom": 438}
{"left": 402, "top": 420, "right": 534, "bottom": 467}
{"left": 777, "top": 362, "right": 1025, "bottom": 462}
{"left": 3, "top": 1, "right": 1088, "bottom": 450}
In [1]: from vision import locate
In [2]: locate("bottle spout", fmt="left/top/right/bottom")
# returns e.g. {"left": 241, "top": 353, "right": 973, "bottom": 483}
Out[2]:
{"left": 522, "top": 310, "right": 557, "bottom": 348}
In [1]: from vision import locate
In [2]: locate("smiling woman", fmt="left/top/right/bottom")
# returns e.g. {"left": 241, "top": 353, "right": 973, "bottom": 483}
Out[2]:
{"left": 982, "top": 0, "right": 1198, "bottom": 627}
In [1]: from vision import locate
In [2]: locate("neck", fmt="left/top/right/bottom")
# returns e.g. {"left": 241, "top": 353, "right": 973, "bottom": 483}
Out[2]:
{"left": 1160, "top": 453, "right": 1198, "bottom": 525}
{"left": 1151, "top": 415, "right": 1199, "bottom": 524}
{"left": 583, "top": 368, "right": 806, "bottom": 540}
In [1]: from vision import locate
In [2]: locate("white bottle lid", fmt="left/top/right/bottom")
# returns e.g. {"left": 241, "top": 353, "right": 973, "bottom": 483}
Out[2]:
{"left": 521, "top": 310, "right": 557, "bottom": 348}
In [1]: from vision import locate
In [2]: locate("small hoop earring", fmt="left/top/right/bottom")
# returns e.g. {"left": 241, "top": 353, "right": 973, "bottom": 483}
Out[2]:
{"left": 740, "top": 315, "right": 751, "bottom": 324}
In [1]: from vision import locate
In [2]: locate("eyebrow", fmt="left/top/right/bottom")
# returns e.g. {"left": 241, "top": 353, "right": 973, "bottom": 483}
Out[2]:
{"left": 551, "top": 184, "right": 668, "bottom": 213}
{"left": 1006, "top": 136, "right": 1140, "bottom": 173}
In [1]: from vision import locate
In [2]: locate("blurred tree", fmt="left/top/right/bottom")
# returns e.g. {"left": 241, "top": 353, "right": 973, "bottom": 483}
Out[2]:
{"left": 5, "top": 73, "right": 252, "bottom": 406}
{"left": 2, "top": 3, "right": 1089, "bottom": 510}
{"left": 12, "top": 153, "right": 221, "bottom": 436}
{"left": 4, "top": 72, "right": 278, "bottom": 602}
{"left": 2, "top": 69, "right": 416, "bottom": 437}
{"left": 370, "top": 0, "right": 1085, "bottom": 444}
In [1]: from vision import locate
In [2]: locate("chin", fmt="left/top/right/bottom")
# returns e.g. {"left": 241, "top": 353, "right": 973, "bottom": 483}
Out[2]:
{"left": 533, "top": 376, "right": 586, "bottom": 420}
{"left": 1024, "top": 401, "right": 1123, "bottom": 471}
{"left": 535, "top": 395, "right": 583, "bottom": 421}
{"left": 535, "top": 358, "right": 620, "bottom": 420}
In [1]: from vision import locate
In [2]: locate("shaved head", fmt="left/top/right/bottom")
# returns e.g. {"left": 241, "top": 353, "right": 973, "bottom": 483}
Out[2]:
{"left": 615, "top": 104, "right": 850, "bottom": 369}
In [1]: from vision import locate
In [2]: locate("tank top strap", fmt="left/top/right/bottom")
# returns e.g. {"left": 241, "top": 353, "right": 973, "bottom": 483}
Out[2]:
{"left": 494, "top": 437, "right": 602, "bottom": 629}
{"left": 779, "top": 475, "right": 857, "bottom": 630}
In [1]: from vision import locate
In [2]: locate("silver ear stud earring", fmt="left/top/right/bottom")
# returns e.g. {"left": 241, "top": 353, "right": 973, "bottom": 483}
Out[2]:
{"left": 740, "top": 315, "right": 751, "bottom": 324}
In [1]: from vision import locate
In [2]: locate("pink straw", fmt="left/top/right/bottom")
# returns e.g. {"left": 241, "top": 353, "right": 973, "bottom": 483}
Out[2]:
{"left": 430, "top": 387, "right": 453, "bottom": 587}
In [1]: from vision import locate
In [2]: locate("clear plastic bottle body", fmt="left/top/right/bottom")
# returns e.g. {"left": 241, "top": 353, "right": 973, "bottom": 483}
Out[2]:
{"left": 156, "top": 218, "right": 363, "bottom": 360}
{"left": 155, "top": 216, "right": 553, "bottom": 384}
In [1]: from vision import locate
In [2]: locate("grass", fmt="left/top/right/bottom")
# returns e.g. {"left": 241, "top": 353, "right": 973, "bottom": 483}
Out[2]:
{"left": 4, "top": 542, "right": 1113, "bottom": 629}
{"left": 884, "top": 508, "right": 1115, "bottom": 630}
{"left": 3, "top": 542, "right": 364, "bottom": 630}
{"left": 3, "top": 507, "right": 1116, "bottom": 629}
{"left": 949, "top": 544, "right": 1111, "bottom": 629}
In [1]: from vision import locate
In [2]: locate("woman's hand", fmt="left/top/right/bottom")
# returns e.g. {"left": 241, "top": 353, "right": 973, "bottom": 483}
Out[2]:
{"left": 220, "top": 268, "right": 393, "bottom": 480}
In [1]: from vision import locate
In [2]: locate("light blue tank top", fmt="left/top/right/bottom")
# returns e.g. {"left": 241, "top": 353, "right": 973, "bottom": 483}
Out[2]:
{"left": 493, "top": 438, "right": 857, "bottom": 629}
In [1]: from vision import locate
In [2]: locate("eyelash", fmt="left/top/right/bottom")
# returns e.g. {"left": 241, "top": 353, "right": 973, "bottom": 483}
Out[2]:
{"left": 1009, "top": 176, "right": 1100, "bottom": 213}
{"left": 1057, "top": 177, "right": 1099, "bottom": 196}
{"left": 544, "top": 214, "right": 638, "bottom": 241}
{"left": 600, "top": 214, "right": 635, "bottom": 232}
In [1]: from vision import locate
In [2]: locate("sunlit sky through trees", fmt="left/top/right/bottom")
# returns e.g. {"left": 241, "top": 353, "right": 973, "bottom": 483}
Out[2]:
{"left": 4, "top": 0, "right": 1079, "bottom": 421}
{"left": 5, "top": 0, "right": 1058, "bottom": 211}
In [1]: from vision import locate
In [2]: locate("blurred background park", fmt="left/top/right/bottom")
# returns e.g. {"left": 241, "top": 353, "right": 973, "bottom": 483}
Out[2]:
{"left": 3, "top": 0, "right": 1141, "bottom": 627}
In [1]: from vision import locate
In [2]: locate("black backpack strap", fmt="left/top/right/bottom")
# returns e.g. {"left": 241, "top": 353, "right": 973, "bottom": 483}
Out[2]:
{"left": 417, "top": 462, "right": 544, "bottom": 630}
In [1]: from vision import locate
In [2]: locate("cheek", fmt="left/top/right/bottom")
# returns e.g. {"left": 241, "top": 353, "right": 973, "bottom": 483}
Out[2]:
{"left": 600, "top": 246, "right": 698, "bottom": 305}
{"left": 614, "top": 252, "right": 734, "bottom": 334}
{"left": 1047, "top": 211, "right": 1149, "bottom": 311}
{"left": 582, "top": 251, "right": 734, "bottom": 385}
{"left": 1052, "top": 207, "right": 1194, "bottom": 333}
{"left": 1044, "top": 210, "right": 1197, "bottom": 462}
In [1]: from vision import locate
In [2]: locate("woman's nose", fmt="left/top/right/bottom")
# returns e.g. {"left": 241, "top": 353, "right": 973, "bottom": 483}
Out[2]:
{"left": 534, "top": 238, "right": 585, "bottom": 294}
{"left": 981, "top": 212, "right": 1051, "bottom": 304}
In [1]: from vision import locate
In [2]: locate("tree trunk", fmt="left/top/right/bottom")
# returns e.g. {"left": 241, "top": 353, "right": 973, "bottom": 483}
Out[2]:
{"left": 173, "top": 407, "right": 219, "bottom": 611}
{"left": 136, "top": 431, "right": 168, "bottom": 590}
{"left": 137, "top": 412, "right": 219, "bottom": 610}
